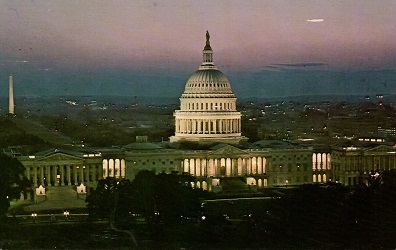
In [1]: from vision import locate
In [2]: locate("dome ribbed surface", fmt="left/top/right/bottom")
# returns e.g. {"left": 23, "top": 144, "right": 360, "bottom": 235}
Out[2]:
{"left": 183, "top": 69, "right": 233, "bottom": 94}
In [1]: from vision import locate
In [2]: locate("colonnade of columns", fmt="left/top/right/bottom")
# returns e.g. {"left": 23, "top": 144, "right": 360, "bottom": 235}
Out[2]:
{"left": 338, "top": 176, "right": 362, "bottom": 186}
{"left": 334, "top": 154, "right": 396, "bottom": 186}
{"left": 182, "top": 156, "right": 266, "bottom": 177}
{"left": 182, "top": 101, "right": 235, "bottom": 111}
{"left": 343, "top": 154, "right": 396, "bottom": 172}
{"left": 175, "top": 118, "right": 241, "bottom": 134}
{"left": 26, "top": 164, "right": 101, "bottom": 187}
{"left": 312, "top": 153, "right": 331, "bottom": 170}
{"left": 190, "top": 177, "right": 268, "bottom": 191}
{"left": 102, "top": 159, "right": 126, "bottom": 178}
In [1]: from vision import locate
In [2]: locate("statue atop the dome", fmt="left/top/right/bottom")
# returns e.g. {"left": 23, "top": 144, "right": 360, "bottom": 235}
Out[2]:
{"left": 205, "top": 31, "right": 211, "bottom": 50}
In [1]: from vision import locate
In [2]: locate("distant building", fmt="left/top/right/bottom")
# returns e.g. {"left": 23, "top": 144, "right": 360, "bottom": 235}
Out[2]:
{"left": 378, "top": 126, "right": 396, "bottom": 136}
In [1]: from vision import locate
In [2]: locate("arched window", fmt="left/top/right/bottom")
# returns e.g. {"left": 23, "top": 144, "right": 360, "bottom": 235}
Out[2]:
{"left": 327, "top": 154, "right": 331, "bottom": 169}
{"left": 251, "top": 157, "right": 257, "bottom": 174}
{"left": 202, "top": 181, "right": 207, "bottom": 190}
{"left": 312, "top": 153, "right": 317, "bottom": 170}
{"left": 102, "top": 160, "right": 108, "bottom": 178}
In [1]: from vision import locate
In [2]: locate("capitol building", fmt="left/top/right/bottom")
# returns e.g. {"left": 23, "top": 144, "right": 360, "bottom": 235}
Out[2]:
{"left": 170, "top": 31, "right": 247, "bottom": 145}
{"left": 9, "top": 32, "right": 396, "bottom": 209}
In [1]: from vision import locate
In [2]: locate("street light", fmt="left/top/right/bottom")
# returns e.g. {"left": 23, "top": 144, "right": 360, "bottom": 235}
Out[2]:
{"left": 64, "top": 211, "right": 70, "bottom": 219}
{"left": 31, "top": 213, "right": 37, "bottom": 223}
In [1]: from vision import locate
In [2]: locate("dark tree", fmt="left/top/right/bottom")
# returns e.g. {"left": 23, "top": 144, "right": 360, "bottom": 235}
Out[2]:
{"left": 130, "top": 171, "right": 206, "bottom": 225}
{"left": 0, "top": 153, "right": 28, "bottom": 220}
{"left": 86, "top": 177, "right": 133, "bottom": 220}
{"left": 87, "top": 171, "right": 208, "bottom": 229}
{"left": 375, "top": 170, "right": 396, "bottom": 247}
{"left": 155, "top": 172, "right": 203, "bottom": 224}
{"left": 130, "top": 170, "right": 157, "bottom": 221}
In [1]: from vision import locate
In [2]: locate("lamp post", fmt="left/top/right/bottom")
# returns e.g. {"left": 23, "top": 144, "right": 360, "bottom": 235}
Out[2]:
{"left": 31, "top": 213, "right": 37, "bottom": 223}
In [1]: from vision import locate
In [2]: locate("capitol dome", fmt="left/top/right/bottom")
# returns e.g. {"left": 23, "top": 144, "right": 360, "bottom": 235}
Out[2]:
{"left": 183, "top": 69, "right": 234, "bottom": 95}
{"left": 170, "top": 31, "right": 248, "bottom": 145}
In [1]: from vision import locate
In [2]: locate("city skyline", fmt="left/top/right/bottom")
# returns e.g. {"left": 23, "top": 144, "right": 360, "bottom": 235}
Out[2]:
{"left": 1, "top": 0, "right": 396, "bottom": 98}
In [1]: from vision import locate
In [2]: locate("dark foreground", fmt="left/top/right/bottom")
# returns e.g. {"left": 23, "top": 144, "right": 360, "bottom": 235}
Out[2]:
{"left": 3, "top": 182, "right": 396, "bottom": 249}
{"left": 0, "top": 219, "right": 300, "bottom": 249}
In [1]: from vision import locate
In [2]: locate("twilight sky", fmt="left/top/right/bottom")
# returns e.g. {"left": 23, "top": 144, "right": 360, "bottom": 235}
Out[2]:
{"left": 1, "top": 0, "right": 396, "bottom": 98}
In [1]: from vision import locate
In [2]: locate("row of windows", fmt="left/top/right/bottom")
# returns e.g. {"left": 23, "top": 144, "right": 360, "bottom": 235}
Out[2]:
{"left": 133, "top": 160, "right": 174, "bottom": 165}
{"left": 184, "top": 102, "right": 234, "bottom": 111}
{"left": 29, "top": 165, "right": 100, "bottom": 171}
{"left": 272, "top": 155, "right": 309, "bottom": 161}
{"left": 272, "top": 163, "right": 308, "bottom": 172}
{"left": 313, "top": 173, "right": 327, "bottom": 183}
{"left": 188, "top": 83, "right": 227, "bottom": 88}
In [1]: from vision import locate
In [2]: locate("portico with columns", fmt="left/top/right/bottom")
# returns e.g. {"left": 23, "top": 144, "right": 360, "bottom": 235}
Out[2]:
{"left": 182, "top": 146, "right": 267, "bottom": 178}
{"left": 19, "top": 151, "right": 104, "bottom": 195}
{"left": 331, "top": 145, "right": 396, "bottom": 186}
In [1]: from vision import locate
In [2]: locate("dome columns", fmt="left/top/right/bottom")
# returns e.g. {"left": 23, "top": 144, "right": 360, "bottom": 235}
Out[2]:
{"left": 180, "top": 98, "right": 237, "bottom": 111}
{"left": 203, "top": 50, "right": 213, "bottom": 64}
{"left": 175, "top": 117, "right": 241, "bottom": 136}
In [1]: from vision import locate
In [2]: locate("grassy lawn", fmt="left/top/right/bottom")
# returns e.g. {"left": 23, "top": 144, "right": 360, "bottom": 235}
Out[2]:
{"left": 0, "top": 222, "right": 136, "bottom": 249}
{"left": 13, "top": 117, "right": 73, "bottom": 145}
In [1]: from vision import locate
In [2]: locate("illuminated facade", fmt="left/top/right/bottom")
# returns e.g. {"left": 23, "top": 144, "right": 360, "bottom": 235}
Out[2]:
{"left": 10, "top": 32, "right": 396, "bottom": 211}
{"left": 17, "top": 143, "right": 396, "bottom": 202}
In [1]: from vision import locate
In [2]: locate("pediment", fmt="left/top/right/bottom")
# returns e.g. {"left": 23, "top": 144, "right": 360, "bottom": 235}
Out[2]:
{"left": 365, "top": 145, "right": 396, "bottom": 153}
{"left": 38, "top": 152, "right": 83, "bottom": 162}
{"left": 209, "top": 145, "right": 247, "bottom": 156}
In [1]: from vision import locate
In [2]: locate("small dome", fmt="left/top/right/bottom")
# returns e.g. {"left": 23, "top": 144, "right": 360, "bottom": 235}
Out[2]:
{"left": 183, "top": 69, "right": 234, "bottom": 94}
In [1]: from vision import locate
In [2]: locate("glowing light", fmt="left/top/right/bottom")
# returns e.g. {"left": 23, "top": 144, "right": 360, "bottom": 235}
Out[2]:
{"left": 306, "top": 19, "right": 324, "bottom": 22}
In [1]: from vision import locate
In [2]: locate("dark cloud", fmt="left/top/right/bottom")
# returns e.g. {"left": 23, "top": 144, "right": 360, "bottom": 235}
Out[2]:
{"left": 271, "top": 63, "right": 327, "bottom": 68}
{"left": 264, "top": 65, "right": 280, "bottom": 69}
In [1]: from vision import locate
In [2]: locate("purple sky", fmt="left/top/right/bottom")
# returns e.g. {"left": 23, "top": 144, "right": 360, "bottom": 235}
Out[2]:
{"left": 1, "top": 1, "right": 396, "bottom": 98}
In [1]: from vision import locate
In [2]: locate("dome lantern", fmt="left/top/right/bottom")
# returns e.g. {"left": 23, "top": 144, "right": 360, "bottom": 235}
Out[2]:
{"left": 201, "top": 31, "right": 215, "bottom": 69}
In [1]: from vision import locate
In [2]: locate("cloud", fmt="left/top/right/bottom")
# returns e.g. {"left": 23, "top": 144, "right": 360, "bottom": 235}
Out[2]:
{"left": 271, "top": 63, "right": 327, "bottom": 68}
{"left": 265, "top": 65, "right": 279, "bottom": 69}
{"left": 306, "top": 19, "right": 324, "bottom": 22}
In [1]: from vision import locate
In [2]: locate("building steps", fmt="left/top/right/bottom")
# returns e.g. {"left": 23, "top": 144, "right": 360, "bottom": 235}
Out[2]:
{"left": 220, "top": 177, "right": 251, "bottom": 194}
{"left": 45, "top": 186, "right": 78, "bottom": 201}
